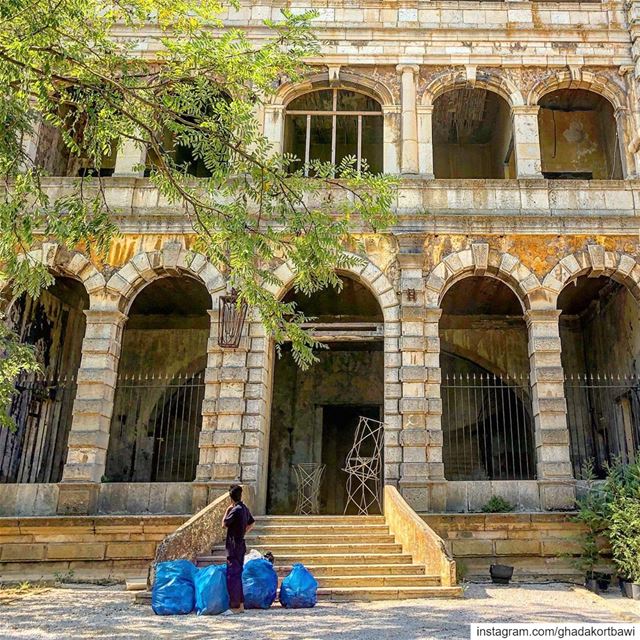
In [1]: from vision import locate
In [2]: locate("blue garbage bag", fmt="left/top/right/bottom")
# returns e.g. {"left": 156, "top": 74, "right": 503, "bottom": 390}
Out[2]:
{"left": 279, "top": 563, "right": 318, "bottom": 608}
{"left": 152, "top": 559, "right": 197, "bottom": 615}
{"left": 242, "top": 558, "right": 278, "bottom": 609}
{"left": 195, "top": 564, "right": 230, "bottom": 615}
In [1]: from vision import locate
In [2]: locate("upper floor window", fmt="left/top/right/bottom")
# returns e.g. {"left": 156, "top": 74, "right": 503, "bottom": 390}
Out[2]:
{"left": 433, "top": 88, "right": 514, "bottom": 179}
{"left": 284, "top": 89, "right": 383, "bottom": 175}
{"left": 538, "top": 89, "right": 622, "bottom": 180}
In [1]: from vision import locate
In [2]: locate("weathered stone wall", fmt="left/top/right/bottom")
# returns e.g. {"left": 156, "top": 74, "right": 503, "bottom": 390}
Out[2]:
{"left": 422, "top": 512, "right": 607, "bottom": 582}
{"left": 6, "top": 0, "right": 640, "bottom": 515}
{"left": 0, "top": 514, "right": 187, "bottom": 583}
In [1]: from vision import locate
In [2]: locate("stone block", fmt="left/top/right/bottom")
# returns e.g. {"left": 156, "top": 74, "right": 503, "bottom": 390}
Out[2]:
{"left": 98, "top": 484, "right": 128, "bottom": 514}
{"left": 125, "top": 484, "right": 152, "bottom": 514}
{"left": 0, "top": 485, "right": 18, "bottom": 516}
{"left": 451, "top": 539, "right": 494, "bottom": 556}
{"left": 445, "top": 482, "right": 468, "bottom": 513}
{"left": 399, "top": 486, "right": 429, "bottom": 512}
{"left": 57, "top": 484, "right": 99, "bottom": 515}
{"left": 399, "top": 398, "right": 427, "bottom": 413}
{"left": 517, "top": 482, "right": 542, "bottom": 511}
{"left": 47, "top": 542, "right": 106, "bottom": 560}
{"left": 105, "top": 542, "right": 156, "bottom": 559}
{"left": 399, "top": 429, "right": 429, "bottom": 447}
{"left": 0, "top": 544, "right": 46, "bottom": 561}
{"left": 494, "top": 540, "right": 540, "bottom": 556}
{"left": 467, "top": 482, "right": 493, "bottom": 512}
{"left": 147, "top": 484, "right": 169, "bottom": 514}
{"left": 539, "top": 482, "right": 576, "bottom": 510}
{"left": 541, "top": 540, "right": 581, "bottom": 556}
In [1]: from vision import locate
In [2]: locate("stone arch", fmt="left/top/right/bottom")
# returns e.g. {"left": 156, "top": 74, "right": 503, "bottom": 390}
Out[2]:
{"left": 421, "top": 68, "right": 525, "bottom": 107}
{"left": 425, "top": 243, "right": 540, "bottom": 310}
{"left": 527, "top": 69, "right": 627, "bottom": 112}
{"left": 266, "top": 253, "right": 400, "bottom": 324}
{"left": 272, "top": 71, "right": 396, "bottom": 108}
{"left": 0, "top": 242, "right": 104, "bottom": 311}
{"left": 542, "top": 245, "right": 640, "bottom": 306}
{"left": 106, "top": 243, "right": 226, "bottom": 314}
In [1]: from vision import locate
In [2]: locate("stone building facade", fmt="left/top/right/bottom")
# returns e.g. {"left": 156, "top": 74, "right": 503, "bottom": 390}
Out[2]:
{"left": 2, "top": 0, "right": 640, "bottom": 517}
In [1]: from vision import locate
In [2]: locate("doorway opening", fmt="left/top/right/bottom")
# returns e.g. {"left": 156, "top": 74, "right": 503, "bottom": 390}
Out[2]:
{"left": 320, "top": 404, "right": 381, "bottom": 514}
{"left": 266, "top": 275, "right": 384, "bottom": 515}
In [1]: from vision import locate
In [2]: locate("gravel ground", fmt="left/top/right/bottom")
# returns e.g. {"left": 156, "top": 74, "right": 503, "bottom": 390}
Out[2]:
{"left": 0, "top": 583, "right": 639, "bottom": 640}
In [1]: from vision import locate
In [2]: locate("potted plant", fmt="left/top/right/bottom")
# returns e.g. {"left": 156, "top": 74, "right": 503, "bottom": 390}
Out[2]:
{"left": 572, "top": 462, "right": 609, "bottom": 593}
{"left": 608, "top": 493, "right": 640, "bottom": 600}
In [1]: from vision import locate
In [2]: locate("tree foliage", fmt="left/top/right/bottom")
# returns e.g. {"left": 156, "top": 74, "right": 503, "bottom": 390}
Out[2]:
{"left": 0, "top": 0, "right": 397, "bottom": 426}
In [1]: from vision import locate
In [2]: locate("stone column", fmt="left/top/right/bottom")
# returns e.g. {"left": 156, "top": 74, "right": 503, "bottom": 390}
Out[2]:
{"left": 382, "top": 106, "right": 401, "bottom": 174}
{"left": 512, "top": 106, "right": 543, "bottom": 179}
{"left": 20, "top": 119, "right": 41, "bottom": 169}
{"left": 194, "top": 309, "right": 225, "bottom": 505}
{"left": 525, "top": 309, "right": 575, "bottom": 510}
{"left": 194, "top": 303, "right": 250, "bottom": 507}
{"left": 58, "top": 309, "right": 127, "bottom": 514}
{"left": 614, "top": 107, "right": 637, "bottom": 179}
{"left": 396, "top": 64, "right": 420, "bottom": 174}
{"left": 240, "top": 319, "right": 273, "bottom": 514}
{"left": 396, "top": 251, "right": 444, "bottom": 511}
{"left": 113, "top": 139, "right": 146, "bottom": 177}
{"left": 263, "top": 105, "right": 285, "bottom": 155}
{"left": 417, "top": 105, "right": 435, "bottom": 178}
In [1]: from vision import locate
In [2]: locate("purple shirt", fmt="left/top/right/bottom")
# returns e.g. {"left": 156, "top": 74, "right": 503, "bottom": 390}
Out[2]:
{"left": 223, "top": 501, "right": 254, "bottom": 546}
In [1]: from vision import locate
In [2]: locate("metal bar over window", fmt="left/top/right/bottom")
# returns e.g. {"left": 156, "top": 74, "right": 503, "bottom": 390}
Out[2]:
{"left": 564, "top": 372, "right": 640, "bottom": 479}
{"left": 105, "top": 371, "right": 205, "bottom": 483}
{"left": 0, "top": 374, "right": 76, "bottom": 484}
{"left": 441, "top": 372, "right": 535, "bottom": 481}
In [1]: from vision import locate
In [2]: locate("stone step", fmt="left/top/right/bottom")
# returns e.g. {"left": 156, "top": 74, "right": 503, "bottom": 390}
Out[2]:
{"left": 246, "top": 533, "right": 395, "bottom": 545}
{"left": 135, "top": 584, "right": 462, "bottom": 606}
{"left": 250, "top": 524, "right": 390, "bottom": 535}
{"left": 311, "top": 574, "right": 441, "bottom": 588}
{"left": 316, "top": 586, "right": 463, "bottom": 601}
{"left": 212, "top": 542, "right": 403, "bottom": 555}
{"left": 254, "top": 516, "right": 384, "bottom": 525}
{"left": 196, "top": 561, "right": 426, "bottom": 577}
{"left": 198, "top": 552, "right": 414, "bottom": 566}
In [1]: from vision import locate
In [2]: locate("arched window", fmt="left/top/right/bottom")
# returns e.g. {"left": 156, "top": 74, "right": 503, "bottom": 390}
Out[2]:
{"left": 433, "top": 88, "right": 514, "bottom": 179}
{"left": 145, "top": 91, "right": 231, "bottom": 178}
{"left": 538, "top": 89, "right": 622, "bottom": 180}
{"left": 284, "top": 89, "right": 383, "bottom": 174}
{"left": 559, "top": 276, "right": 639, "bottom": 477}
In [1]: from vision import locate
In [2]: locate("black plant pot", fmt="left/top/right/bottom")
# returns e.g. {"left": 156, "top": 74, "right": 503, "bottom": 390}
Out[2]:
{"left": 594, "top": 572, "right": 611, "bottom": 592}
{"left": 490, "top": 564, "right": 514, "bottom": 585}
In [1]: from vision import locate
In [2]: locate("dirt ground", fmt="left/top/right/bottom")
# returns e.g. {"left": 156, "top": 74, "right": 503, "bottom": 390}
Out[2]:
{"left": 0, "top": 582, "right": 639, "bottom": 640}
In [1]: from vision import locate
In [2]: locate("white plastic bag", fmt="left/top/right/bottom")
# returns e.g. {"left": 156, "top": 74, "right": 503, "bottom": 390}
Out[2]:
{"left": 244, "top": 549, "right": 262, "bottom": 564}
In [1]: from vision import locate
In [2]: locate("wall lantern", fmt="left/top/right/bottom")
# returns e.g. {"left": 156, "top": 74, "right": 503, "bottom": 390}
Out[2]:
{"left": 218, "top": 289, "right": 248, "bottom": 348}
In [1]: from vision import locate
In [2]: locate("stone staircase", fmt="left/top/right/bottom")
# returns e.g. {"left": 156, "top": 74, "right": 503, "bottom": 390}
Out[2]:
{"left": 195, "top": 515, "right": 462, "bottom": 601}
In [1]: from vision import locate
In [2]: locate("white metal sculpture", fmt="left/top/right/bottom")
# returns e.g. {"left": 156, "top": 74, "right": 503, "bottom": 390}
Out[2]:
{"left": 342, "top": 416, "right": 385, "bottom": 515}
{"left": 292, "top": 462, "right": 325, "bottom": 515}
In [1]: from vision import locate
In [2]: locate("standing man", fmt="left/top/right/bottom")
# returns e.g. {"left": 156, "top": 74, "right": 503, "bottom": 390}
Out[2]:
{"left": 222, "top": 484, "right": 255, "bottom": 613}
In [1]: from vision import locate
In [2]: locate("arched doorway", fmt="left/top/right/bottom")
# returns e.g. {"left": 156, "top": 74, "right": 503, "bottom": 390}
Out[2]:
{"left": 1, "top": 276, "right": 88, "bottom": 483}
{"left": 266, "top": 275, "right": 384, "bottom": 514}
{"left": 439, "top": 276, "right": 535, "bottom": 480}
{"left": 105, "top": 276, "right": 210, "bottom": 482}
{"left": 559, "top": 276, "right": 640, "bottom": 477}
{"left": 432, "top": 88, "right": 515, "bottom": 178}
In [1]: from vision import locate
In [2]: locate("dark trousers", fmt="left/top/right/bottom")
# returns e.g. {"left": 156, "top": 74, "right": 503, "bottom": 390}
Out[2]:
{"left": 226, "top": 539, "right": 246, "bottom": 608}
